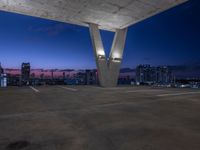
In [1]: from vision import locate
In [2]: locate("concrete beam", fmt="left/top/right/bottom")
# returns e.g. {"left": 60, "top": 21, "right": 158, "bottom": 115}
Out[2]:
{"left": 0, "top": 0, "right": 188, "bottom": 31}
{"left": 89, "top": 23, "right": 127, "bottom": 87}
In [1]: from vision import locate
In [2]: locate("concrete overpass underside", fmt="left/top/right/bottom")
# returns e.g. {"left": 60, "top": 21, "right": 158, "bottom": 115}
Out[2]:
{"left": 0, "top": 0, "right": 188, "bottom": 87}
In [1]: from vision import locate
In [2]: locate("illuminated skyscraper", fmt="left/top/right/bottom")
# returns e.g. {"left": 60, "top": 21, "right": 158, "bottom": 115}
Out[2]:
{"left": 156, "top": 66, "right": 172, "bottom": 84}
{"left": 136, "top": 65, "right": 152, "bottom": 84}
{"left": 0, "top": 63, "right": 7, "bottom": 87}
{"left": 136, "top": 65, "right": 172, "bottom": 85}
{"left": 21, "top": 63, "right": 30, "bottom": 85}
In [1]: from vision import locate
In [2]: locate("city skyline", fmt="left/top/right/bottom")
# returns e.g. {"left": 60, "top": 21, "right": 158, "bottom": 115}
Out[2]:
{"left": 0, "top": 0, "right": 200, "bottom": 69}
{"left": 3, "top": 63, "right": 200, "bottom": 80}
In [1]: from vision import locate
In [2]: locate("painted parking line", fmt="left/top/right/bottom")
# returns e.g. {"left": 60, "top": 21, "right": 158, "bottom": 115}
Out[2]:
{"left": 157, "top": 91, "right": 200, "bottom": 97}
{"left": 125, "top": 89, "right": 165, "bottom": 93}
{"left": 58, "top": 86, "right": 78, "bottom": 92}
{"left": 29, "top": 86, "right": 40, "bottom": 93}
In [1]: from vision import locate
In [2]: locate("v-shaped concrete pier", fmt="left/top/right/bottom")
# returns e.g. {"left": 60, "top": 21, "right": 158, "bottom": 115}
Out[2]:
{"left": 89, "top": 23, "right": 127, "bottom": 87}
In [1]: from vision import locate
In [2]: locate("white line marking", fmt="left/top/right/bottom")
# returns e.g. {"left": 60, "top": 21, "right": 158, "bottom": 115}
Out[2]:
{"left": 157, "top": 91, "right": 200, "bottom": 97}
{"left": 125, "top": 89, "right": 165, "bottom": 93}
{"left": 58, "top": 86, "right": 78, "bottom": 92}
{"left": 29, "top": 86, "right": 40, "bottom": 93}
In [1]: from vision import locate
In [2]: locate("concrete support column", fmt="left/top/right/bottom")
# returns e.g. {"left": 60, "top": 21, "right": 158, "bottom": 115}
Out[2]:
{"left": 89, "top": 23, "right": 128, "bottom": 87}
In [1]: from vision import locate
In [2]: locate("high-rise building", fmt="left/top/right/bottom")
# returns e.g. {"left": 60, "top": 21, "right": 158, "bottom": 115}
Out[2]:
{"left": 86, "top": 69, "right": 97, "bottom": 85}
{"left": 51, "top": 70, "right": 54, "bottom": 80}
{"left": 0, "top": 63, "right": 3, "bottom": 74}
{"left": 21, "top": 63, "right": 30, "bottom": 85}
{"left": 0, "top": 63, "right": 7, "bottom": 87}
{"left": 63, "top": 72, "right": 65, "bottom": 80}
{"left": 136, "top": 65, "right": 152, "bottom": 84}
{"left": 0, "top": 74, "right": 7, "bottom": 87}
{"left": 136, "top": 65, "right": 172, "bottom": 85}
{"left": 156, "top": 66, "right": 172, "bottom": 84}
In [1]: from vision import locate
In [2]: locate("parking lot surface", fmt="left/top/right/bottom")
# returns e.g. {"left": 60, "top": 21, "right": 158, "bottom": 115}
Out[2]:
{"left": 0, "top": 86, "right": 200, "bottom": 150}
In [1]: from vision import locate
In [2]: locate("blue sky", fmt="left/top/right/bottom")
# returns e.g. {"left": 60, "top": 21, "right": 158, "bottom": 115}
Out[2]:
{"left": 0, "top": 0, "right": 200, "bottom": 69}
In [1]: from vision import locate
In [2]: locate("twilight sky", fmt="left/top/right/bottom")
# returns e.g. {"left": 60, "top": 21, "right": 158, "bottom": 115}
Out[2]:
{"left": 0, "top": 0, "right": 200, "bottom": 69}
